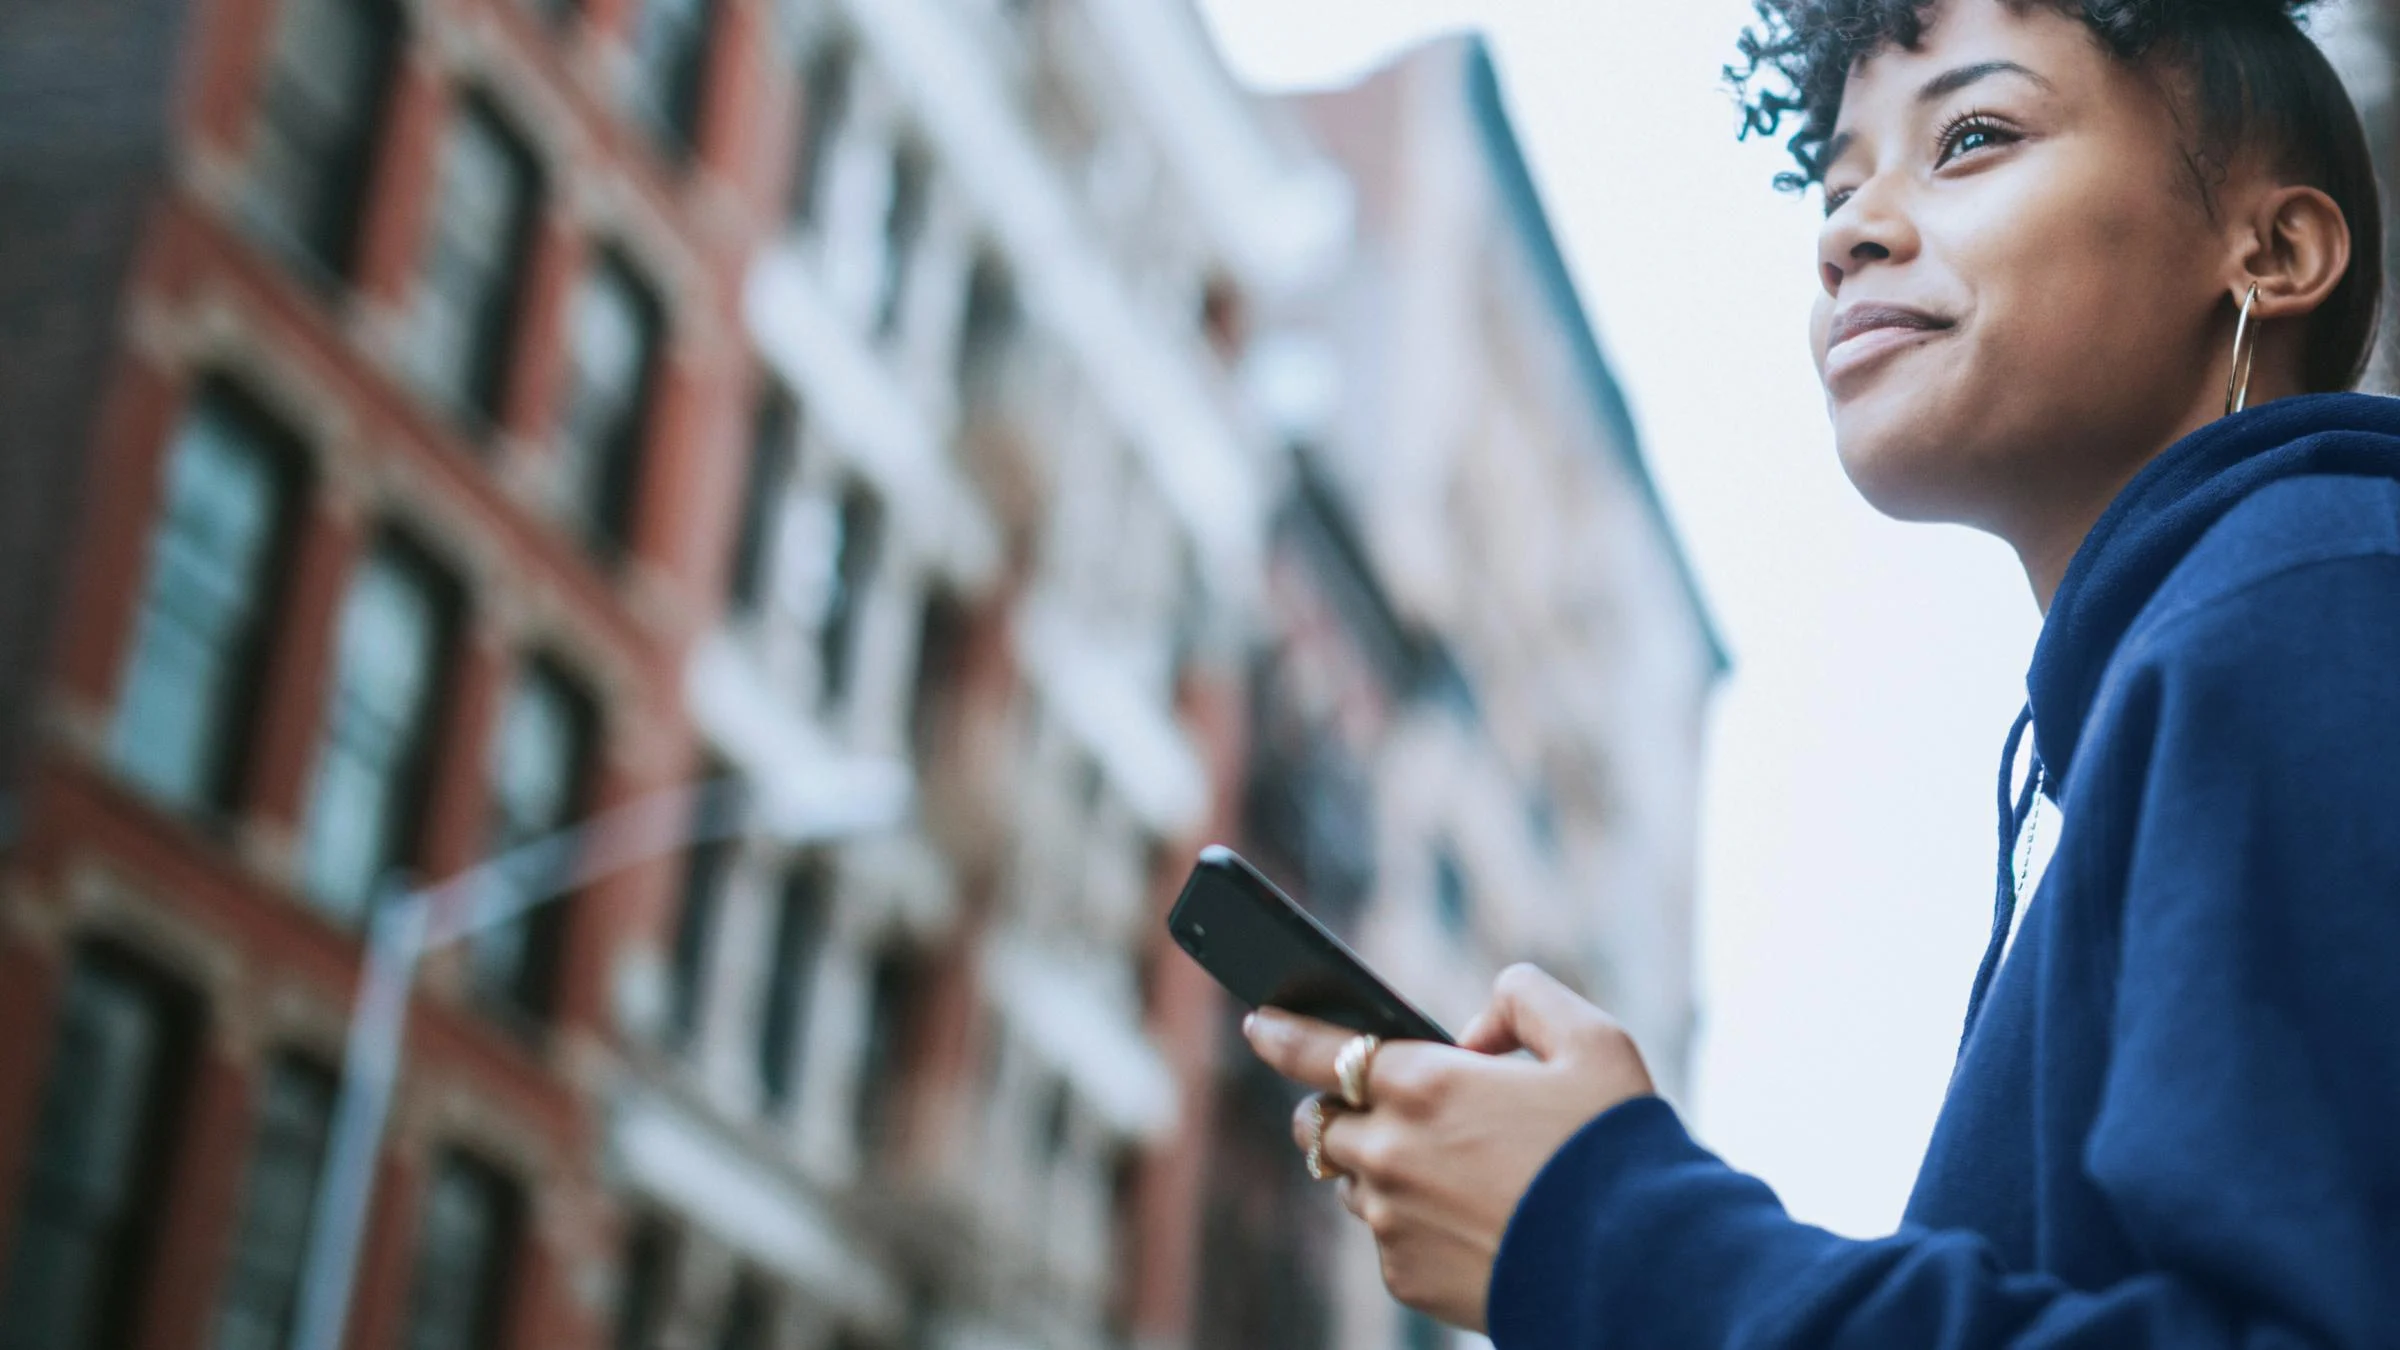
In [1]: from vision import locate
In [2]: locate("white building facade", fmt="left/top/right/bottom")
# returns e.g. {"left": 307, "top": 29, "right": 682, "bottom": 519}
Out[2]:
{"left": 605, "top": 2, "right": 1346, "bottom": 1348}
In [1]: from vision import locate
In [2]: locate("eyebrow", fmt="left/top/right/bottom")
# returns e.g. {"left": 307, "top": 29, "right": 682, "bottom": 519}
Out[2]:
{"left": 1822, "top": 60, "right": 2054, "bottom": 171}
{"left": 1918, "top": 59, "right": 2053, "bottom": 104}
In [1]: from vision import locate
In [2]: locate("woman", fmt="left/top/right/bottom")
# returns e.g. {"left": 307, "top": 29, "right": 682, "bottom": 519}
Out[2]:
{"left": 1244, "top": 0, "right": 2400, "bottom": 1343}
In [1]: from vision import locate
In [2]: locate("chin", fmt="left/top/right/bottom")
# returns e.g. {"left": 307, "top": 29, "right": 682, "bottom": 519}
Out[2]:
{"left": 1828, "top": 394, "right": 1981, "bottom": 524}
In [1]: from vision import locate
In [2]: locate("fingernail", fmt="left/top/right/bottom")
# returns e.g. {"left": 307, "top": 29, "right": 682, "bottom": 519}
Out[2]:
{"left": 1242, "top": 1012, "right": 1257, "bottom": 1037}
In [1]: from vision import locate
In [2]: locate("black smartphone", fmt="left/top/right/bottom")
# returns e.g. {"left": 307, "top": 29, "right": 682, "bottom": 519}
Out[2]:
{"left": 1167, "top": 845, "right": 1453, "bottom": 1044}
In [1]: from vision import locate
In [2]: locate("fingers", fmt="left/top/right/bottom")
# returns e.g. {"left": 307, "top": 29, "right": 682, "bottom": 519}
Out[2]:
{"left": 1456, "top": 1007, "right": 1522, "bottom": 1057}
{"left": 1284, "top": 1094, "right": 1381, "bottom": 1184}
{"left": 1480, "top": 963, "right": 1613, "bottom": 1063}
{"left": 1243, "top": 1010, "right": 1355, "bottom": 1093}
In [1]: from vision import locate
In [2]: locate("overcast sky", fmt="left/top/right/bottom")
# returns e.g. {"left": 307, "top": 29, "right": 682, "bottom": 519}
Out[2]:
{"left": 1195, "top": 0, "right": 2050, "bottom": 1236}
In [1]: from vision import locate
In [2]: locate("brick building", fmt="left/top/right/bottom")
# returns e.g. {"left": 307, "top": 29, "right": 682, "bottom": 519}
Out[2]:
{"left": 0, "top": 0, "right": 788, "bottom": 1344}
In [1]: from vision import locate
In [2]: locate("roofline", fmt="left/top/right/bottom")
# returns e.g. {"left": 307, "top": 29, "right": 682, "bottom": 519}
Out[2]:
{"left": 1461, "top": 37, "right": 1732, "bottom": 676}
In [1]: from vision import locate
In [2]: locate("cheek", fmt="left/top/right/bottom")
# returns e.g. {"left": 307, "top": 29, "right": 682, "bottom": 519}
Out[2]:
{"left": 1943, "top": 172, "right": 2206, "bottom": 385}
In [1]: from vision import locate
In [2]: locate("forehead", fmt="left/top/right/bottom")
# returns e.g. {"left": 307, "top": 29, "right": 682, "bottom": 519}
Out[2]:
{"left": 1837, "top": 0, "right": 2104, "bottom": 122}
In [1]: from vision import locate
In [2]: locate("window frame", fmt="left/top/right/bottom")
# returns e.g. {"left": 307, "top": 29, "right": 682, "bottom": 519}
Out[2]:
{"left": 109, "top": 381, "right": 305, "bottom": 822}
{"left": 629, "top": 0, "right": 718, "bottom": 157}
{"left": 409, "top": 93, "right": 544, "bottom": 430}
{"left": 756, "top": 855, "right": 831, "bottom": 1113}
{"left": 468, "top": 659, "right": 596, "bottom": 1028}
{"left": 212, "top": 1054, "right": 341, "bottom": 1350}
{"left": 245, "top": 0, "right": 405, "bottom": 283}
{"left": 299, "top": 533, "right": 462, "bottom": 923}
{"left": 400, "top": 1150, "right": 521, "bottom": 1350}
{"left": 555, "top": 251, "right": 665, "bottom": 563}
{"left": 0, "top": 946, "right": 199, "bottom": 1350}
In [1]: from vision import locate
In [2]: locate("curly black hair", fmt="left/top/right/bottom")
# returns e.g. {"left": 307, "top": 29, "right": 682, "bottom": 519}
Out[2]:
{"left": 1729, "top": 0, "right": 2384, "bottom": 389}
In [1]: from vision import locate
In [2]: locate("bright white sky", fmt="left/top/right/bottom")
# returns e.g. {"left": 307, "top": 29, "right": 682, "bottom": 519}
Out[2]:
{"left": 1196, "top": 0, "right": 2047, "bottom": 1236}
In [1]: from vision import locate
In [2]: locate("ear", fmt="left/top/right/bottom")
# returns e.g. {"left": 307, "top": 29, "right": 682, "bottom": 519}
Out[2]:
{"left": 2233, "top": 184, "right": 2352, "bottom": 321}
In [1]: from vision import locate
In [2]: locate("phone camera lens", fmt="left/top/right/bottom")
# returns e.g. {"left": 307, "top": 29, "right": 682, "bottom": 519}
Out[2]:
{"left": 1182, "top": 923, "right": 1207, "bottom": 956}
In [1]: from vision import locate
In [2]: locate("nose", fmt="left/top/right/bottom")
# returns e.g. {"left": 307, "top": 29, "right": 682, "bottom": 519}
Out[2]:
{"left": 1818, "top": 175, "right": 1916, "bottom": 297}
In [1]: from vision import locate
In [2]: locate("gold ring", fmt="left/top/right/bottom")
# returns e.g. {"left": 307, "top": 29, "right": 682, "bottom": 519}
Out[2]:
{"left": 1303, "top": 1095, "right": 1335, "bottom": 1181}
{"left": 1335, "top": 1033, "right": 1381, "bottom": 1110}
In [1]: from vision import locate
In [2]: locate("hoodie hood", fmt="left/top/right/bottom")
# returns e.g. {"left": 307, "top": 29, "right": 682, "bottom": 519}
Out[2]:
{"left": 1958, "top": 392, "right": 2400, "bottom": 1048}
{"left": 2029, "top": 392, "right": 2400, "bottom": 791}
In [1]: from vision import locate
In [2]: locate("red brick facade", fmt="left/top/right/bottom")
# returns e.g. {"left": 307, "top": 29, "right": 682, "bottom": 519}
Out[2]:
{"left": 0, "top": 0, "right": 790, "bottom": 1342}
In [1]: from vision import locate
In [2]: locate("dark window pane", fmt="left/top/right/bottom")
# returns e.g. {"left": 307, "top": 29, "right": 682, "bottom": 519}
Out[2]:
{"left": 725, "top": 387, "right": 798, "bottom": 616}
{"left": 853, "top": 946, "right": 922, "bottom": 1149}
{"left": 906, "top": 591, "right": 968, "bottom": 767}
{"left": 666, "top": 776, "right": 739, "bottom": 1044}
{"left": 301, "top": 543, "right": 455, "bottom": 922}
{"left": 410, "top": 100, "right": 541, "bottom": 426}
{"left": 787, "top": 44, "right": 852, "bottom": 228}
{"left": 249, "top": 0, "right": 400, "bottom": 279}
{"left": 612, "top": 1214, "right": 677, "bottom": 1350}
{"left": 631, "top": 0, "right": 714, "bottom": 154}
{"left": 1039, "top": 1080, "right": 1073, "bottom": 1166}
{"left": 757, "top": 858, "right": 830, "bottom": 1111}
{"left": 402, "top": 1154, "right": 517, "bottom": 1350}
{"left": 470, "top": 667, "right": 592, "bottom": 1024}
{"left": 0, "top": 953, "right": 191, "bottom": 1350}
{"left": 872, "top": 145, "right": 930, "bottom": 340}
{"left": 557, "top": 256, "right": 661, "bottom": 561}
{"left": 816, "top": 484, "right": 882, "bottom": 713}
{"left": 713, "top": 1274, "right": 774, "bottom": 1350}
{"left": 1432, "top": 848, "right": 1469, "bottom": 938}
{"left": 954, "top": 254, "right": 1017, "bottom": 408}
{"left": 112, "top": 388, "right": 296, "bottom": 815}
{"left": 213, "top": 1058, "right": 338, "bottom": 1350}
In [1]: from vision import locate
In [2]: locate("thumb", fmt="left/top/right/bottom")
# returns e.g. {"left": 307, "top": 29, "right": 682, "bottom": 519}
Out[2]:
{"left": 1479, "top": 963, "right": 1608, "bottom": 1063}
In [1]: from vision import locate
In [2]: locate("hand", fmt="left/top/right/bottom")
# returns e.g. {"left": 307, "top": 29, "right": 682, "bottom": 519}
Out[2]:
{"left": 1242, "top": 964, "right": 1656, "bottom": 1331}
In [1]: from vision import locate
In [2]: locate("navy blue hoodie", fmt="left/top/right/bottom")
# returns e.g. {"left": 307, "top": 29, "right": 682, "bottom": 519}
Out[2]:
{"left": 1488, "top": 393, "right": 2400, "bottom": 1347}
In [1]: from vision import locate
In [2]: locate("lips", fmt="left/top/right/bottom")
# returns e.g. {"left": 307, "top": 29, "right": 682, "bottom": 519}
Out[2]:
{"left": 1827, "top": 302, "right": 1954, "bottom": 352}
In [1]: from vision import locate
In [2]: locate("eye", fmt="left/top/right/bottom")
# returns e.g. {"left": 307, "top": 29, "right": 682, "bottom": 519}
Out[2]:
{"left": 1822, "top": 185, "right": 1857, "bottom": 218}
{"left": 1935, "top": 111, "right": 2018, "bottom": 168}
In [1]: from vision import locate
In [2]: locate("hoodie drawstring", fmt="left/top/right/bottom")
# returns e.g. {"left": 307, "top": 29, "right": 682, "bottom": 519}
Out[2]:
{"left": 1961, "top": 704, "right": 2040, "bottom": 1056}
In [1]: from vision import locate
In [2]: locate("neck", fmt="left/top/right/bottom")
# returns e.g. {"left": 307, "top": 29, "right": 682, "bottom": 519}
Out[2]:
{"left": 2015, "top": 385, "right": 2290, "bottom": 611}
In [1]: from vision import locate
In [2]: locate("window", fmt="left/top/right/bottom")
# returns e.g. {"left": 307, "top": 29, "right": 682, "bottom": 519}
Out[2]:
{"left": 954, "top": 253, "right": 1017, "bottom": 408}
{"left": 630, "top": 0, "right": 714, "bottom": 155}
{"left": 213, "top": 1057, "right": 338, "bottom": 1350}
{"left": 1038, "top": 1080, "right": 1073, "bottom": 1167}
{"left": 612, "top": 1214, "right": 677, "bottom": 1350}
{"left": 556, "top": 254, "right": 662, "bottom": 561}
{"left": 469, "top": 665, "right": 593, "bottom": 1025}
{"left": 0, "top": 951, "right": 193, "bottom": 1350}
{"left": 1432, "top": 847, "right": 1470, "bottom": 939}
{"left": 816, "top": 483, "right": 883, "bottom": 713}
{"left": 665, "top": 773, "right": 740, "bottom": 1045}
{"left": 409, "top": 99, "right": 541, "bottom": 427}
{"left": 402, "top": 1153, "right": 518, "bottom": 1350}
{"left": 725, "top": 386, "right": 798, "bottom": 616}
{"left": 300, "top": 541, "right": 457, "bottom": 923}
{"left": 853, "top": 945, "right": 923, "bottom": 1148}
{"left": 787, "top": 43, "right": 853, "bottom": 228}
{"left": 757, "top": 857, "right": 830, "bottom": 1112}
{"left": 249, "top": 0, "right": 401, "bottom": 279}
{"left": 713, "top": 1274, "right": 774, "bottom": 1350}
{"left": 1400, "top": 1311, "right": 1447, "bottom": 1350}
{"left": 111, "top": 386, "right": 298, "bottom": 816}
{"left": 906, "top": 591, "right": 969, "bottom": 766}
{"left": 872, "top": 144, "right": 931, "bottom": 340}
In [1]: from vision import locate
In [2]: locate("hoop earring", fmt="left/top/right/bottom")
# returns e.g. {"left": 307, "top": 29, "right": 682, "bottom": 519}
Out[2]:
{"left": 2225, "top": 283, "right": 2261, "bottom": 416}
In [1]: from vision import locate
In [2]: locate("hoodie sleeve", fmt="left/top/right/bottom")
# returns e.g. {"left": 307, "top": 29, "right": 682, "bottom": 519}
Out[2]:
{"left": 1487, "top": 551, "right": 2400, "bottom": 1350}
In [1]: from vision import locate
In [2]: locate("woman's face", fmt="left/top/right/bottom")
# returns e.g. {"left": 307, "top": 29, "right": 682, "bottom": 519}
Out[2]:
{"left": 1813, "top": 0, "right": 2231, "bottom": 531}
